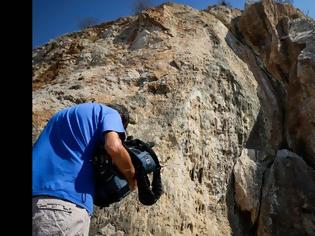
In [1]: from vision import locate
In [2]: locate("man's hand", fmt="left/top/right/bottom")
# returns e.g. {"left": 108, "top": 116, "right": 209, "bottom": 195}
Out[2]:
{"left": 104, "top": 131, "right": 137, "bottom": 191}
{"left": 125, "top": 170, "right": 137, "bottom": 191}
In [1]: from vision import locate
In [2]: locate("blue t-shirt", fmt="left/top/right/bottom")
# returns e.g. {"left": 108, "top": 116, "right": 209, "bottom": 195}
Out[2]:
{"left": 32, "top": 103, "right": 125, "bottom": 214}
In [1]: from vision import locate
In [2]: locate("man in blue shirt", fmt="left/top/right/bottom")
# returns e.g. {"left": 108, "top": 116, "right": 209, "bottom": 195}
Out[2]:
{"left": 32, "top": 102, "right": 136, "bottom": 236}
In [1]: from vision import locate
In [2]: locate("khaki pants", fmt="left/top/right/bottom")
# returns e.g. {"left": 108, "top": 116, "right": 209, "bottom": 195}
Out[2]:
{"left": 32, "top": 196, "right": 91, "bottom": 236}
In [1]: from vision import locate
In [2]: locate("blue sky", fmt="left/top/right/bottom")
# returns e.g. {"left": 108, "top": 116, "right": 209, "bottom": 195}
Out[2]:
{"left": 32, "top": 0, "right": 314, "bottom": 48}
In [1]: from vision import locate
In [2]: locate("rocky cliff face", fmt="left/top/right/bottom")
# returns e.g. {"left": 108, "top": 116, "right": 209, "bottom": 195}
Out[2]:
{"left": 32, "top": 0, "right": 315, "bottom": 235}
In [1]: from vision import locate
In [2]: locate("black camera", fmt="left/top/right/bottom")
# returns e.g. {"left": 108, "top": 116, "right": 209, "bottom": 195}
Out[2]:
{"left": 93, "top": 137, "right": 163, "bottom": 208}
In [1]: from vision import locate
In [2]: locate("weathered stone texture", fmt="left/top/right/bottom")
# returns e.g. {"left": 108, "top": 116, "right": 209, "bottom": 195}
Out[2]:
{"left": 33, "top": 1, "right": 314, "bottom": 235}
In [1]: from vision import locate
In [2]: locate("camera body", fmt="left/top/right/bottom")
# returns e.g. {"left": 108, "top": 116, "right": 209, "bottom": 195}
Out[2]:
{"left": 93, "top": 164, "right": 131, "bottom": 207}
{"left": 93, "top": 138, "right": 161, "bottom": 208}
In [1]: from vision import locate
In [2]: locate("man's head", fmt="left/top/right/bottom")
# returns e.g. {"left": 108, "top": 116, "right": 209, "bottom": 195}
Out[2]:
{"left": 106, "top": 103, "right": 130, "bottom": 129}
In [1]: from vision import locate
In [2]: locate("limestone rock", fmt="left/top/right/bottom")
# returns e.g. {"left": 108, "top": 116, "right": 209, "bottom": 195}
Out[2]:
{"left": 98, "top": 223, "right": 124, "bottom": 236}
{"left": 257, "top": 150, "right": 315, "bottom": 236}
{"left": 234, "top": 149, "right": 266, "bottom": 223}
{"left": 32, "top": 1, "right": 315, "bottom": 235}
{"left": 205, "top": 5, "right": 242, "bottom": 30}
{"left": 236, "top": 0, "right": 315, "bottom": 167}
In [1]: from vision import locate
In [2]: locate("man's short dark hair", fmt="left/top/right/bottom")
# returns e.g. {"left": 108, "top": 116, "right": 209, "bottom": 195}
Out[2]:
{"left": 106, "top": 103, "right": 129, "bottom": 129}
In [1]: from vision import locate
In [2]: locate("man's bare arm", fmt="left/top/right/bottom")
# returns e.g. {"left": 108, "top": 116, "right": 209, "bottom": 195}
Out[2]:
{"left": 104, "top": 131, "right": 137, "bottom": 190}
